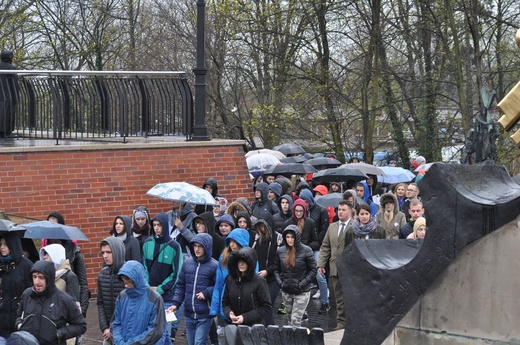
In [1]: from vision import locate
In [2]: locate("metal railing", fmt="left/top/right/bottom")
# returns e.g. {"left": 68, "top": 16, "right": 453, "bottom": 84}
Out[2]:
{"left": 0, "top": 70, "right": 194, "bottom": 143}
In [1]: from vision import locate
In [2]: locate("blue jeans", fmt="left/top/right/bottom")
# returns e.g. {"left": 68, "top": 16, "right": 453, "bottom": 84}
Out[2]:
{"left": 185, "top": 316, "right": 213, "bottom": 345}
{"left": 172, "top": 302, "right": 184, "bottom": 335}
{"left": 314, "top": 251, "right": 329, "bottom": 304}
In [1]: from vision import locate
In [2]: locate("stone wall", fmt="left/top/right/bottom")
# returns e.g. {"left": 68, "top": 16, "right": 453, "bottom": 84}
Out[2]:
{"left": 382, "top": 216, "right": 520, "bottom": 345}
{"left": 0, "top": 139, "right": 253, "bottom": 294}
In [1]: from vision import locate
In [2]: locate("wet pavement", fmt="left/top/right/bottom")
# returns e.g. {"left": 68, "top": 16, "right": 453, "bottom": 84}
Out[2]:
{"left": 82, "top": 287, "right": 340, "bottom": 344}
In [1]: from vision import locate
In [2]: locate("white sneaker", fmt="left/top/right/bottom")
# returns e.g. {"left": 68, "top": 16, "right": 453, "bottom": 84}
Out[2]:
{"left": 312, "top": 291, "right": 320, "bottom": 299}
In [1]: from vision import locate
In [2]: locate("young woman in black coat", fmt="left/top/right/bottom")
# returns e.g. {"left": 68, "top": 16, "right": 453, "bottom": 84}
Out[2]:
{"left": 222, "top": 247, "right": 272, "bottom": 326}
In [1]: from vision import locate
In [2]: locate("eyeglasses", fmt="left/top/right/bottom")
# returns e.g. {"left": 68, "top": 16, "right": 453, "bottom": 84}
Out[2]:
{"left": 195, "top": 222, "right": 205, "bottom": 227}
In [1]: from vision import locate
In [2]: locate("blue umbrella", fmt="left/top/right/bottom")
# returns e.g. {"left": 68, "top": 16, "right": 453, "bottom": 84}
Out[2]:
{"left": 378, "top": 167, "right": 416, "bottom": 184}
{"left": 23, "top": 220, "right": 89, "bottom": 241}
{"left": 0, "top": 219, "right": 25, "bottom": 232}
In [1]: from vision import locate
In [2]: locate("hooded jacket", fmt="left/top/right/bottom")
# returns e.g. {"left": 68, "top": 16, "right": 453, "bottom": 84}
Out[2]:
{"left": 209, "top": 228, "right": 253, "bottom": 319}
{"left": 172, "top": 233, "right": 218, "bottom": 319}
{"left": 274, "top": 177, "right": 292, "bottom": 196}
{"left": 273, "top": 225, "right": 317, "bottom": 294}
{"left": 252, "top": 213, "right": 282, "bottom": 283}
{"left": 16, "top": 261, "right": 86, "bottom": 345}
{"left": 234, "top": 211, "right": 256, "bottom": 246}
{"left": 168, "top": 203, "right": 198, "bottom": 236}
{"left": 60, "top": 241, "right": 89, "bottom": 316}
{"left": 222, "top": 247, "right": 272, "bottom": 326}
{"left": 196, "top": 177, "right": 221, "bottom": 213}
{"left": 110, "top": 215, "right": 142, "bottom": 263}
{"left": 142, "top": 212, "right": 183, "bottom": 301}
{"left": 0, "top": 233, "right": 33, "bottom": 338}
{"left": 283, "top": 199, "right": 320, "bottom": 251}
{"left": 39, "top": 244, "right": 79, "bottom": 303}
{"left": 358, "top": 181, "right": 378, "bottom": 217}
{"left": 112, "top": 261, "right": 168, "bottom": 345}
{"left": 4, "top": 330, "right": 39, "bottom": 345}
{"left": 268, "top": 182, "right": 282, "bottom": 201}
{"left": 273, "top": 194, "right": 294, "bottom": 233}
{"left": 215, "top": 214, "right": 235, "bottom": 238}
{"left": 375, "top": 193, "right": 407, "bottom": 239}
{"left": 97, "top": 237, "right": 126, "bottom": 333}
{"left": 194, "top": 211, "right": 225, "bottom": 261}
{"left": 251, "top": 182, "right": 279, "bottom": 217}
{"left": 299, "top": 189, "right": 330, "bottom": 243}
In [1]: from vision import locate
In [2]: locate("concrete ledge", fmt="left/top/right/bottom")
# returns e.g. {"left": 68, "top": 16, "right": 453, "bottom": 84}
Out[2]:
{"left": 0, "top": 136, "right": 246, "bottom": 153}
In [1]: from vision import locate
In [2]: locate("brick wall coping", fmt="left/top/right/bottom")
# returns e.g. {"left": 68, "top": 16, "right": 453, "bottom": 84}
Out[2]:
{"left": 0, "top": 138, "right": 246, "bottom": 154}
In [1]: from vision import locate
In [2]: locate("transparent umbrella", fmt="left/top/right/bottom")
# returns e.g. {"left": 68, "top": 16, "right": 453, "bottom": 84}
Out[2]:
{"left": 147, "top": 182, "right": 217, "bottom": 205}
{"left": 246, "top": 153, "right": 281, "bottom": 172}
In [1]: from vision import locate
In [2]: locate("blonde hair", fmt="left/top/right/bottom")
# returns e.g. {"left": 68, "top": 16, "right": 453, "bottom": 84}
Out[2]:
{"left": 413, "top": 217, "right": 426, "bottom": 238}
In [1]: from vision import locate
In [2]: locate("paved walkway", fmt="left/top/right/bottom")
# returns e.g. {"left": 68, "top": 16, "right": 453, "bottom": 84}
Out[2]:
{"left": 82, "top": 288, "right": 344, "bottom": 344}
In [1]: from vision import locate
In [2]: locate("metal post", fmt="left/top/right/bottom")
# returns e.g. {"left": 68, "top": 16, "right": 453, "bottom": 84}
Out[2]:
{"left": 192, "top": 0, "right": 210, "bottom": 141}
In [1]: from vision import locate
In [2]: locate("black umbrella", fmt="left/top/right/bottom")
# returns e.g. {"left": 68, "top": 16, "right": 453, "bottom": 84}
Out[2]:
{"left": 263, "top": 163, "right": 317, "bottom": 176}
{"left": 312, "top": 167, "right": 368, "bottom": 183}
{"left": 315, "top": 193, "right": 343, "bottom": 208}
{"left": 280, "top": 156, "right": 308, "bottom": 164}
{"left": 305, "top": 157, "right": 342, "bottom": 169}
{"left": 273, "top": 143, "right": 306, "bottom": 155}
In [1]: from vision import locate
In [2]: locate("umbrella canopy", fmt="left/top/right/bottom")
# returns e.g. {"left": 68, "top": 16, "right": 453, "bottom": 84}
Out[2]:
{"left": 414, "top": 162, "right": 435, "bottom": 172}
{"left": 280, "top": 156, "right": 308, "bottom": 164}
{"left": 305, "top": 157, "right": 342, "bottom": 169}
{"left": 246, "top": 153, "right": 281, "bottom": 172}
{"left": 343, "top": 162, "right": 386, "bottom": 176}
{"left": 263, "top": 163, "right": 317, "bottom": 176}
{"left": 272, "top": 143, "right": 306, "bottom": 155}
{"left": 245, "top": 149, "right": 286, "bottom": 160}
{"left": 312, "top": 167, "right": 368, "bottom": 183}
{"left": 378, "top": 166, "right": 416, "bottom": 184}
{"left": 0, "top": 219, "right": 25, "bottom": 232}
{"left": 147, "top": 182, "right": 217, "bottom": 205}
{"left": 315, "top": 193, "right": 343, "bottom": 208}
{"left": 23, "top": 221, "right": 88, "bottom": 241}
{"left": 513, "top": 174, "right": 520, "bottom": 185}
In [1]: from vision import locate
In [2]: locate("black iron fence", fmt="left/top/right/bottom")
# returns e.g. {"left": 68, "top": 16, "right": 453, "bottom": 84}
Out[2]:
{"left": 0, "top": 70, "right": 194, "bottom": 143}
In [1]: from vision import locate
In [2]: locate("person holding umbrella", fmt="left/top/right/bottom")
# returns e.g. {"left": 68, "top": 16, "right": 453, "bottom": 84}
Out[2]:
{"left": 0, "top": 232, "right": 33, "bottom": 343}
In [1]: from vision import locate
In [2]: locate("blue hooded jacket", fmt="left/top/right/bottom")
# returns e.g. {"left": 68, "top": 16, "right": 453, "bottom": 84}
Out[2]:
{"left": 112, "top": 261, "right": 168, "bottom": 345}
{"left": 172, "top": 233, "right": 217, "bottom": 319}
{"left": 142, "top": 212, "right": 183, "bottom": 301}
{"left": 209, "top": 228, "right": 257, "bottom": 319}
{"left": 359, "top": 181, "right": 378, "bottom": 217}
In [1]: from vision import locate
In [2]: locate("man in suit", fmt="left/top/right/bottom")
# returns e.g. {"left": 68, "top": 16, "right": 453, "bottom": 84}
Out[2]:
{"left": 317, "top": 200, "right": 353, "bottom": 331}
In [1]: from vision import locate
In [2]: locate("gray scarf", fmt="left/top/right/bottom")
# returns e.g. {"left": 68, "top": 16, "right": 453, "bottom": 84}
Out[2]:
{"left": 352, "top": 218, "right": 378, "bottom": 237}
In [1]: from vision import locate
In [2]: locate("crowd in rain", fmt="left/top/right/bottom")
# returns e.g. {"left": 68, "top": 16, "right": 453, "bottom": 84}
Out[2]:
{"left": 0, "top": 156, "right": 429, "bottom": 345}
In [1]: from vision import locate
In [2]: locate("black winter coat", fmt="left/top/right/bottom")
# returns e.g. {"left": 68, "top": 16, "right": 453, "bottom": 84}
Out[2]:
{"left": 96, "top": 237, "right": 126, "bottom": 333}
{"left": 272, "top": 194, "right": 293, "bottom": 234}
{"left": 282, "top": 217, "right": 320, "bottom": 251}
{"left": 63, "top": 241, "right": 89, "bottom": 316}
{"left": 0, "top": 233, "right": 33, "bottom": 338}
{"left": 252, "top": 214, "right": 282, "bottom": 284}
{"left": 274, "top": 225, "right": 317, "bottom": 294}
{"left": 222, "top": 248, "right": 272, "bottom": 326}
{"left": 16, "top": 261, "right": 86, "bottom": 345}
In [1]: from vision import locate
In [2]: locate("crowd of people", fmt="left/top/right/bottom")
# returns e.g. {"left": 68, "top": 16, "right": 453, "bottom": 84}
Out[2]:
{"left": 0, "top": 172, "right": 428, "bottom": 345}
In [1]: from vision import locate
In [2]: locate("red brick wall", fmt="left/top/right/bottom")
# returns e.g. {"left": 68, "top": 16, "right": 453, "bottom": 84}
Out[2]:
{"left": 0, "top": 142, "right": 253, "bottom": 295}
